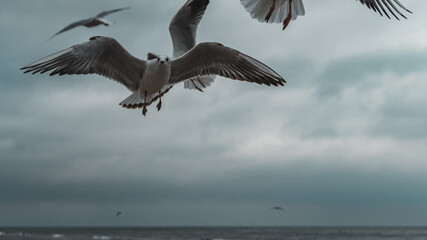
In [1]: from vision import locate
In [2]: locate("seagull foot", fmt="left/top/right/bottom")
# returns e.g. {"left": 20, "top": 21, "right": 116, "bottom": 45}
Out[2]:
{"left": 191, "top": 79, "right": 204, "bottom": 92}
{"left": 282, "top": 16, "right": 291, "bottom": 30}
{"left": 265, "top": 0, "right": 276, "bottom": 22}
{"left": 142, "top": 106, "right": 147, "bottom": 116}
{"left": 156, "top": 99, "right": 162, "bottom": 111}
{"left": 197, "top": 76, "right": 206, "bottom": 88}
{"left": 282, "top": 0, "right": 293, "bottom": 30}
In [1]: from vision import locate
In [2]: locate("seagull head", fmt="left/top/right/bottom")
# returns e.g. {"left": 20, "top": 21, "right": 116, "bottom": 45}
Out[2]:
{"left": 157, "top": 55, "right": 170, "bottom": 65}
{"left": 147, "top": 53, "right": 170, "bottom": 66}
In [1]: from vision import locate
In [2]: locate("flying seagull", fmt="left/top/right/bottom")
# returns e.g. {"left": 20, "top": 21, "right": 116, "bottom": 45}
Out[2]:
{"left": 116, "top": 211, "right": 122, "bottom": 217}
{"left": 271, "top": 206, "right": 285, "bottom": 211}
{"left": 240, "top": 0, "right": 412, "bottom": 30}
{"left": 48, "top": 7, "right": 131, "bottom": 40}
{"left": 21, "top": 0, "right": 285, "bottom": 116}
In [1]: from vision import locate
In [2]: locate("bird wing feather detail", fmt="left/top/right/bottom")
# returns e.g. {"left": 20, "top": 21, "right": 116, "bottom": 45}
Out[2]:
{"left": 169, "top": 42, "right": 285, "bottom": 87}
{"left": 21, "top": 36, "right": 146, "bottom": 92}
{"left": 358, "top": 0, "right": 411, "bottom": 19}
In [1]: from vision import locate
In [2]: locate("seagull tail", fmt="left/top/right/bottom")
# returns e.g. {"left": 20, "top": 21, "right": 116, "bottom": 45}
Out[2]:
{"left": 119, "top": 86, "right": 173, "bottom": 109}
{"left": 119, "top": 92, "right": 149, "bottom": 109}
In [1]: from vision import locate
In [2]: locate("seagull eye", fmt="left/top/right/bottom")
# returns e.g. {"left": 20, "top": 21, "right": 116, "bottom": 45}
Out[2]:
{"left": 166, "top": 58, "right": 169, "bottom": 62}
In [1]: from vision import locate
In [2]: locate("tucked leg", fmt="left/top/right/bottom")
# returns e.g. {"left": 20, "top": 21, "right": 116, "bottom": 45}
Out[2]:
{"left": 156, "top": 91, "right": 162, "bottom": 111}
{"left": 265, "top": 0, "right": 276, "bottom": 22}
{"left": 197, "top": 76, "right": 206, "bottom": 88}
{"left": 282, "top": 0, "right": 293, "bottom": 30}
{"left": 142, "top": 91, "right": 148, "bottom": 116}
{"left": 191, "top": 79, "right": 204, "bottom": 92}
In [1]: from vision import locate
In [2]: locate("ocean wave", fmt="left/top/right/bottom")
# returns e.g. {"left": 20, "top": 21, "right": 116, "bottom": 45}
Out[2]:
{"left": 93, "top": 236, "right": 112, "bottom": 240}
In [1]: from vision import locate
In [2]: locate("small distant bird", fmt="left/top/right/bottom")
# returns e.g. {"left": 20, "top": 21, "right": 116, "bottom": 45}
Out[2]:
{"left": 116, "top": 211, "right": 122, "bottom": 217}
{"left": 48, "top": 7, "right": 131, "bottom": 40}
{"left": 21, "top": 0, "right": 285, "bottom": 116}
{"left": 240, "top": 0, "right": 411, "bottom": 30}
{"left": 271, "top": 206, "right": 285, "bottom": 211}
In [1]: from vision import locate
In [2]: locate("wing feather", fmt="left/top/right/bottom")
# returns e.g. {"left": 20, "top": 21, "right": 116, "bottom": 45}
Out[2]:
{"left": 169, "top": 42, "right": 285, "bottom": 87}
{"left": 95, "top": 7, "right": 131, "bottom": 18}
{"left": 21, "top": 36, "right": 146, "bottom": 92}
{"left": 358, "top": 0, "right": 411, "bottom": 19}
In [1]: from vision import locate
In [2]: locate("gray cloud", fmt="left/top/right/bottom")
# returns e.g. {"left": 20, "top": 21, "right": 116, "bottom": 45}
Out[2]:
{"left": 1, "top": 0, "right": 426, "bottom": 227}
{"left": 314, "top": 51, "right": 427, "bottom": 98}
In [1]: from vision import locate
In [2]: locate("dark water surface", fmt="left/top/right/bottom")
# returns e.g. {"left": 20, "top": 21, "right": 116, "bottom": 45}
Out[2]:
{"left": 0, "top": 227, "right": 426, "bottom": 240}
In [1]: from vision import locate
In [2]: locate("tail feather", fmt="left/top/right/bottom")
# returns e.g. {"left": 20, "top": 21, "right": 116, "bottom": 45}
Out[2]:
{"left": 119, "top": 86, "right": 173, "bottom": 109}
{"left": 119, "top": 92, "right": 143, "bottom": 109}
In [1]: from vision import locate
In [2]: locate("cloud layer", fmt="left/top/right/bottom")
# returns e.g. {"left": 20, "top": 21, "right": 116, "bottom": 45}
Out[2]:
{"left": 1, "top": 0, "right": 426, "bottom": 226}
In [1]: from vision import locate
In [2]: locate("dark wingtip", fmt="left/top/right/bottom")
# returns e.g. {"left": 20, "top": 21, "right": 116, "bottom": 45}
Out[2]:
{"left": 20, "top": 66, "right": 35, "bottom": 74}
{"left": 47, "top": 33, "right": 58, "bottom": 41}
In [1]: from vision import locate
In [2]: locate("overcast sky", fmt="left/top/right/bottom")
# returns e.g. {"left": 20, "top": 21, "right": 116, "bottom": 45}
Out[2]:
{"left": 1, "top": 0, "right": 427, "bottom": 227}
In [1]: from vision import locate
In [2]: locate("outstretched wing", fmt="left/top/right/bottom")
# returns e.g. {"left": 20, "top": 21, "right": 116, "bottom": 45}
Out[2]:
{"left": 358, "top": 0, "right": 411, "bottom": 19}
{"left": 95, "top": 7, "right": 131, "bottom": 18}
{"left": 169, "top": 42, "right": 285, "bottom": 87}
{"left": 169, "top": 0, "right": 210, "bottom": 58}
{"left": 48, "top": 18, "right": 92, "bottom": 40}
{"left": 21, "top": 36, "right": 146, "bottom": 92}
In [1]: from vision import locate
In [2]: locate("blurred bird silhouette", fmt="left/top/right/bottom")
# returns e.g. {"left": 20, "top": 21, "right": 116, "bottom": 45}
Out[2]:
{"left": 271, "top": 206, "right": 285, "bottom": 211}
{"left": 48, "top": 7, "right": 131, "bottom": 40}
{"left": 116, "top": 211, "right": 122, "bottom": 217}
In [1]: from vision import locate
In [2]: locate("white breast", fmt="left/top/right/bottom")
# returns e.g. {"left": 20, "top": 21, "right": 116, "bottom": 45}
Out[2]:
{"left": 139, "top": 62, "right": 171, "bottom": 95}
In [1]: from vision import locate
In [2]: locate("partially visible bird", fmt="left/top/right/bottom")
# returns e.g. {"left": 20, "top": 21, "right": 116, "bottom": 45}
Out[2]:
{"left": 48, "top": 7, "right": 131, "bottom": 40}
{"left": 271, "top": 206, "right": 285, "bottom": 211}
{"left": 241, "top": 0, "right": 305, "bottom": 30}
{"left": 169, "top": 0, "right": 215, "bottom": 92}
{"left": 116, "top": 211, "right": 122, "bottom": 217}
{"left": 240, "top": 0, "right": 412, "bottom": 30}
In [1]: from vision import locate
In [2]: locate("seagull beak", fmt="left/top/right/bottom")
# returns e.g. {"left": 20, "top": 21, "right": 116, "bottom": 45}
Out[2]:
{"left": 160, "top": 60, "right": 165, "bottom": 64}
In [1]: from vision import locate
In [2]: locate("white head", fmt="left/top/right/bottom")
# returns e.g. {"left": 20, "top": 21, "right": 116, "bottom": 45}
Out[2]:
{"left": 147, "top": 53, "right": 170, "bottom": 66}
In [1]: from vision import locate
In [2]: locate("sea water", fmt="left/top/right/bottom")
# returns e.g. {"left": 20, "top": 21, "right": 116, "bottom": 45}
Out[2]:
{"left": 0, "top": 227, "right": 426, "bottom": 240}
